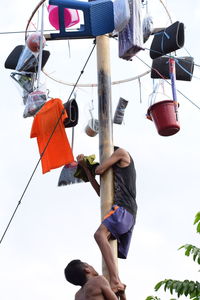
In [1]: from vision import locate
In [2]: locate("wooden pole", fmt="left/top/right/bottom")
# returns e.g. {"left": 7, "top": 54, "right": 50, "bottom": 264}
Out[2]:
{"left": 96, "top": 35, "right": 118, "bottom": 280}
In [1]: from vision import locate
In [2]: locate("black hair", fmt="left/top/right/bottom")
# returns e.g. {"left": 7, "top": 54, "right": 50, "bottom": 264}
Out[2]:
{"left": 64, "top": 260, "right": 87, "bottom": 286}
{"left": 114, "top": 146, "right": 119, "bottom": 151}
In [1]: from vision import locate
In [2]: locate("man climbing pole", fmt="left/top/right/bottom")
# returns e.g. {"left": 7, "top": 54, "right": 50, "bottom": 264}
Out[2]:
{"left": 64, "top": 259, "right": 126, "bottom": 299}
{"left": 77, "top": 147, "right": 137, "bottom": 295}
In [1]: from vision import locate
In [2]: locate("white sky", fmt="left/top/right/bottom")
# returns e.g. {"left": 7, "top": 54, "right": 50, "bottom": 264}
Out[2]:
{"left": 0, "top": 0, "right": 200, "bottom": 299}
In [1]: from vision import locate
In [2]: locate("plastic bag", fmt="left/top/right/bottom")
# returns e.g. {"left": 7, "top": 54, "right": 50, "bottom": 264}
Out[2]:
{"left": 142, "top": 15, "right": 153, "bottom": 43}
{"left": 16, "top": 45, "right": 38, "bottom": 72}
{"left": 22, "top": 90, "right": 30, "bottom": 105}
{"left": 23, "top": 90, "right": 47, "bottom": 118}
{"left": 26, "top": 33, "right": 46, "bottom": 53}
{"left": 113, "top": 0, "right": 130, "bottom": 33}
{"left": 10, "top": 72, "right": 35, "bottom": 93}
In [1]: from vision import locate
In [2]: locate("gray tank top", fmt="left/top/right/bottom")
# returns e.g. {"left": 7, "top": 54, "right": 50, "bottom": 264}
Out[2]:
{"left": 113, "top": 155, "right": 137, "bottom": 217}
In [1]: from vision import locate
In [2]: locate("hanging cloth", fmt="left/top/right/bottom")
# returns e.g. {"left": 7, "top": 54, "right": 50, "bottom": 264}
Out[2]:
{"left": 74, "top": 154, "right": 99, "bottom": 182}
{"left": 118, "top": 0, "right": 143, "bottom": 60}
{"left": 30, "top": 98, "right": 74, "bottom": 174}
{"left": 58, "top": 161, "right": 83, "bottom": 186}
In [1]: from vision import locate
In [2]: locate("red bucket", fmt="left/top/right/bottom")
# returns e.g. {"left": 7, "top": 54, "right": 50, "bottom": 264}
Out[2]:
{"left": 147, "top": 100, "right": 180, "bottom": 136}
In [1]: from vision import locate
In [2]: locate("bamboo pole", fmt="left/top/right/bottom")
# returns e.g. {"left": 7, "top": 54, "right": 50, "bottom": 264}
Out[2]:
{"left": 96, "top": 35, "right": 118, "bottom": 280}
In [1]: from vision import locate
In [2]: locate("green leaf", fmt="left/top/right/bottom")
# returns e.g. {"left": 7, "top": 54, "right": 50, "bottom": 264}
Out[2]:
{"left": 145, "top": 296, "right": 160, "bottom": 300}
{"left": 176, "top": 281, "right": 184, "bottom": 297}
{"left": 192, "top": 247, "right": 200, "bottom": 262}
{"left": 194, "top": 212, "right": 200, "bottom": 233}
{"left": 190, "top": 290, "right": 198, "bottom": 298}
{"left": 178, "top": 245, "right": 186, "bottom": 250}
{"left": 183, "top": 280, "right": 189, "bottom": 296}
{"left": 155, "top": 281, "right": 165, "bottom": 291}
{"left": 170, "top": 281, "right": 176, "bottom": 294}
{"left": 164, "top": 279, "right": 173, "bottom": 292}
{"left": 197, "top": 282, "right": 200, "bottom": 293}
{"left": 189, "top": 281, "right": 196, "bottom": 293}
{"left": 194, "top": 212, "right": 200, "bottom": 225}
{"left": 145, "top": 296, "right": 154, "bottom": 300}
{"left": 185, "top": 245, "right": 194, "bottom": 256}
{"left": 197, "top": 222, "right": 200, "bottom": 234}
{"left": 176, "top": 281, "right": 182, "bottom": 291}
{"left": 172, "top": 281, "right": 179, "bottom": 291}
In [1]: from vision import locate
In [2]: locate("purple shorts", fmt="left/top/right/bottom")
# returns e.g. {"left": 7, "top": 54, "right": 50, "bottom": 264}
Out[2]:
{"left": 102, "top": 205, "right": 135, "bottom": 259}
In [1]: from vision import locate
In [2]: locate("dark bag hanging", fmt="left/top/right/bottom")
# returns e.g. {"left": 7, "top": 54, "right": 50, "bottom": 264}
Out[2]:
{"left": 150, "top": 21, "right": 185, "bottom": 59}
{"left": 113, "top": 97, "right": 128, "bottom": 124}
{"left": 4, "top": 45, "right": 50, "bottom": 72}
{"left": 63, "top": 98, "right": 79, "bottom": 128}
{"left": 151, "top": 56, "right": 194, "bottom": 81}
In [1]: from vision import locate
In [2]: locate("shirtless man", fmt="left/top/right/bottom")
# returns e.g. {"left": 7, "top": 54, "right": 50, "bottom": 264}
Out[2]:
{"left": 64, "top": 259, "right": 126, "bottom": 300}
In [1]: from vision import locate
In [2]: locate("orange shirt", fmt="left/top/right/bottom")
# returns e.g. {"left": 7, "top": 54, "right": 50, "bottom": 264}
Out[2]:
{"left": 30, "top": 98, "right": 74, "bottom": 174}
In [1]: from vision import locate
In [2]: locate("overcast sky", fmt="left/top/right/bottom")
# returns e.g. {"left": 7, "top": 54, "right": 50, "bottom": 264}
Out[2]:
{"left": 0, "top": 0, "right": 200, "bottom": 299}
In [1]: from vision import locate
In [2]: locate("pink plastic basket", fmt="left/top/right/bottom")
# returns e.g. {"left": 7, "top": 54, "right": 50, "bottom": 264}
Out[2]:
{"left": 48, "top": 5, "right": 80, "bottom": 30}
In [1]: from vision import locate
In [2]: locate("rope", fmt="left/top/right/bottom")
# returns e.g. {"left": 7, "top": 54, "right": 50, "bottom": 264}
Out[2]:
{"left": 138, "top": 77, "right": 142, "bottom": 103}
{"left": 0, "top": 42, "right": 96, "bottom": 246}
{"left": 0, "top": 29, "right": 59, "bottom": 35}
{"left": 159, "top": 0, "right": 173, "bottom": 24}
{"left": 25, "top": 0, "right": 46, "bottom": 41}
{"left": 42, "top": 69, "right": 151, "bottom": 87}
{"left": 36, "top": 3, "right": 45, "bottom": 89}
{"left": 175, "top": 59, "right": 200, "bottom": 80}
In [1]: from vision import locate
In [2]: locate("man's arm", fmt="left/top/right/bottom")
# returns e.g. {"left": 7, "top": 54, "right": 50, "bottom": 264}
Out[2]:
{"left": 76, "top": 155, "right": 100, "bottom": 196}
{"left": 99, "top": 276, "right": 119, "bottom": 300}
{"left": 95, "top": 148, "right": 130, "bottom": 175}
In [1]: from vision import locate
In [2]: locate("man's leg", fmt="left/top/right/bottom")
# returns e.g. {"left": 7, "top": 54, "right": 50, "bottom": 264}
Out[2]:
{"left": 94, "top": 224, "right": 125, "bottom": 293}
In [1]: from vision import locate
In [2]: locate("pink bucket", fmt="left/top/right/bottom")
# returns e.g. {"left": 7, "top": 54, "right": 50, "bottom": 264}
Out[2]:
{"left": 48, "top": 5, "right": 80, "bottom": 30}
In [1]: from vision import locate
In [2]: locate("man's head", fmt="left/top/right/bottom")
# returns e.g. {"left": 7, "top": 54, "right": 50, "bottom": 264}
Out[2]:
{"left": 64, "top": 260, "right": 98, "bottom": 286}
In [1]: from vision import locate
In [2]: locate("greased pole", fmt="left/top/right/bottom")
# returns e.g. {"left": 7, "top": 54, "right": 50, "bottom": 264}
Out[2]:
{"left": 96, "top": 34, "right": 118, "bottom": 280}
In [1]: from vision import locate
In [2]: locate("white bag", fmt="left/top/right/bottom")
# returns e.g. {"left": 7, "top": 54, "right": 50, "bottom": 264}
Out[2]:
{"left": 142, "top": 14, "right": 153, "bottom": 43}
{"left": 113, "top": 0, "right": 130, "bottom": 33}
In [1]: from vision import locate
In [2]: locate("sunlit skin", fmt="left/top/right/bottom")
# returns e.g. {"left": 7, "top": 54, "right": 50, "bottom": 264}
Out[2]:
{"left": 74, "top": 263, "right": 126, "bottom": 300}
